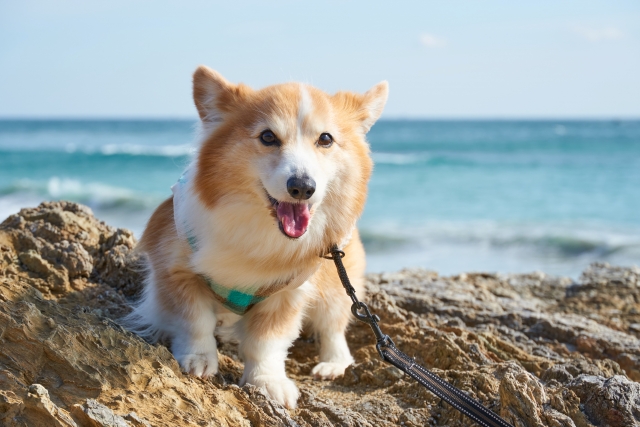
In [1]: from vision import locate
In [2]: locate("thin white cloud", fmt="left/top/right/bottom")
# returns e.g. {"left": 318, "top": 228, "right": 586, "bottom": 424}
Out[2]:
{"left": 420, "top": 33, "right": 447, "bottom": 48}
{"left": 571, "top": 25, "right": 623, "bottom": 42}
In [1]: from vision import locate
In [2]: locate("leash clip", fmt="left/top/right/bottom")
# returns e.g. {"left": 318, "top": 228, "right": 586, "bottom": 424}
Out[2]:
{"left": 351, "top": 301, "right": 391, "bottom": 351}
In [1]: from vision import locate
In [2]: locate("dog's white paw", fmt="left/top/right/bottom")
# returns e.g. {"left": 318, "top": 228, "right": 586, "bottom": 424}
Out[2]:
{"left": 249, "top": 375, "right": 300, "bottom": 409}
{"left": 173, "top": 336, "right": 218, "bottom": 378}
{"left": 311, "top": 361, "right": 352, "bottom": 380}
{"left": 177, "top": 351, "right": 218, "bottom": 377}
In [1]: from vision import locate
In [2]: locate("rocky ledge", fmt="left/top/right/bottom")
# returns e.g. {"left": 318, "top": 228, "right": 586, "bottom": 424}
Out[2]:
{"left": 1, "top": 201, "right": 639, "bottom": 427}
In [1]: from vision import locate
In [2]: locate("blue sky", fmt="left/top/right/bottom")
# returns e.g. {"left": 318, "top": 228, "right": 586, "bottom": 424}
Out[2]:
{"left": 1, "top": 0, "right": 638, "bottom": 118}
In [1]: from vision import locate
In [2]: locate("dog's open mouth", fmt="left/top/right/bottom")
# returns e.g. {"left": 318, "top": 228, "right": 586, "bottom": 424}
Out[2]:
{"left": 267, "top": 194, "right": 311, "bottom": 239}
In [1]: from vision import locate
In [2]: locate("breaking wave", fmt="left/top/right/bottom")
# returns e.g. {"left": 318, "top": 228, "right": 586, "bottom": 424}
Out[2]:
{"left": 360, "top": 223, "right": 640, "bottom": 277}
{"left": 0, "top": 178, "right": 164, "bottom": 211}
{"left": 0, "top": 144, "right": 194, "bottom": 158}
{"left": 360, "top": 222, "right": 640, "bottom": 259}
{"left": 372, "top": 152, "right": 431, "bottom": 165}
{"left": 85, "top": 144, "right": 194, "bottom": 157}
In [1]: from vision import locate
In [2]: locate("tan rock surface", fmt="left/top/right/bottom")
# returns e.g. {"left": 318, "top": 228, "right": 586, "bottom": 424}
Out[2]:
{"left": 1, "top": 201, "right": 639, "bottom": 426}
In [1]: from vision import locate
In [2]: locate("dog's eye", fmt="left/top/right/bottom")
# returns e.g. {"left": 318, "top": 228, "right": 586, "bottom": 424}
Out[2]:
{"left": 260, "top": 130, "right": 279, "bottom": 146}
{"left": 318, "top": 133, "right": 333, "bottom": 148}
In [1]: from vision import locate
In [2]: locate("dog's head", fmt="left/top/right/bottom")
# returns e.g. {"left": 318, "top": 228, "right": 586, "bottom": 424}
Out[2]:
{"left": 192, "top": 66, "right": 387, "bottom": 246}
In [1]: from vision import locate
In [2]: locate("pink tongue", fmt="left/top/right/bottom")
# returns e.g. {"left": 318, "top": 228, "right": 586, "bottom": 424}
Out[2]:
{"left": 276, "top": 203, "right": 310, "bottom": 238}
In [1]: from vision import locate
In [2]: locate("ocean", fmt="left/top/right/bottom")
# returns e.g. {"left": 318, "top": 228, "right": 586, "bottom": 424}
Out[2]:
{"left": 1, "top": 119, "right": 638, "bottom": 278}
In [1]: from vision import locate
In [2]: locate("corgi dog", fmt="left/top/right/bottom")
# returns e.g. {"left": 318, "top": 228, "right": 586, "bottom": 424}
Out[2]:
{"left": 127, "top": 66, "right": 388, "bottom": 408}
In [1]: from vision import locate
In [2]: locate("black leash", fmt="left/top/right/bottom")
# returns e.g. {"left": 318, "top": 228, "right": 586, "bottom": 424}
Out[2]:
{"left": 324, "top": 245, "right": 513, "bottom": 427}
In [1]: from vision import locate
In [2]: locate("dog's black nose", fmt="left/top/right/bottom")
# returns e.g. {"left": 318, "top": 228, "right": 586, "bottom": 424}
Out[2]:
{"left": 287, "top": 176, "right": 316, "bottom": 200}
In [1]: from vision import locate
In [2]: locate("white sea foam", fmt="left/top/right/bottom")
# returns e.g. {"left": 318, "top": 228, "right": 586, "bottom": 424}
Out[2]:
{"left": 0, "top": 178, "right": 165, "bottom": 237}
{"left": 1, "top": 177, "right": 164, "bottom": 210}
{"left": 99, "top": 144, "right": 195, "bottom": 157}
{"left": 371, "top": 152, "right": 430, "bottom": 165}
{"left": 57, "top": 143, "right": 195, "bottom": 157}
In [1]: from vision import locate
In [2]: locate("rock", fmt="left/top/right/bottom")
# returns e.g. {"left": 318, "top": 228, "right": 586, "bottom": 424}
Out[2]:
{"left": 70, "top": 399, "right": 130, "bottom": 427}
{"left": 123, "top": 412, "right": 152, "bottom": 427}
{"left": 1, "top": 201, "right": 640, "bottom": 427}
{"left": 0, "top": 389, "right": 24, "bottom": 423}
{"left": 24, "top": 384, "right": 78, "bottom": 427}
{"left": 568, "top": 375, "right": 640, "bottom": 427}
{"left": 0, "top": 383, "right": 78, "bottom": 427}
{"left": 497, "top": 363, "right": 549, "bottom": 426}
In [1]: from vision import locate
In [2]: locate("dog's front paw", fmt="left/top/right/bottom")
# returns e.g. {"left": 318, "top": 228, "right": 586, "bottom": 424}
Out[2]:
{"left": 311, "top": 360, "right": 352, "bottom": 380}
{"left": 177, "top": 351, "right": 218, "bottom": 378}
{"left": 173, "top": 336, "right": 219, "bottom": 378}
{"left": 248, "top": 375, "right": 299, "bottom": 409}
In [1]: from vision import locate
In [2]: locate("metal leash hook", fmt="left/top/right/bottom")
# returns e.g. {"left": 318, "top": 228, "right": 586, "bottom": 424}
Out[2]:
{"left": 351, "top": 300, "right": 394, "bottom": 359}
{"left": 324, "top": 244, "right": 514, "bottom": 427}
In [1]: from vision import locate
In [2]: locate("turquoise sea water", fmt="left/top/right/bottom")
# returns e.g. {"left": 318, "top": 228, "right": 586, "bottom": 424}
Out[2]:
{"left": 1, "top": 119, "right": 638, "bottom": 277}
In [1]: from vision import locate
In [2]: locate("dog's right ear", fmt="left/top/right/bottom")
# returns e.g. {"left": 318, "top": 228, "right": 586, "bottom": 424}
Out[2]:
{"left": 193, "top": 66, "right": 252, "bottom": 123}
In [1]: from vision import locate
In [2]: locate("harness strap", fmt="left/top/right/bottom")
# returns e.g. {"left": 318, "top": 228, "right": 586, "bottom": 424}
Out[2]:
{"left": 199, "top": 274, "right": 266, "bottom": 315}
{"left": 324, "top": 245, "right": 513, "bottom": 427}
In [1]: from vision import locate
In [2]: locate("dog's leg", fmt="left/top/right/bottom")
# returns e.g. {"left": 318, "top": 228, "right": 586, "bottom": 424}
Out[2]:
{"left": 307, "top": 287, "right": 355, "bottom": 379}
{"left": 169, "top": 294, "right": 219, "bottom": 378}
{"left": 158, "top": 270, "right": 219, "bottom": 378}
{"left": 308, "top": 237, "right": 366, "bottom": 379}
{"left": 237, "top": 283, "right": 310, "bottom": 409}
{"left": 306, "top": 278, "right": 358, "bottom": 379}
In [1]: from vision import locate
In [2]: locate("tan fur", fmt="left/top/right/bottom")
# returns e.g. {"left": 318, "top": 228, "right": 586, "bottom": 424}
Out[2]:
{"left": 131, "top": 66, "right": 388, "bottom": 408}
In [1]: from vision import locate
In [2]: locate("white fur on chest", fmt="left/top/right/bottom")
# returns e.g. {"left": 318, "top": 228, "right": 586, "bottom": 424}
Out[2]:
{"left": 173, "top": 168, "right": 323, "bottom": 292}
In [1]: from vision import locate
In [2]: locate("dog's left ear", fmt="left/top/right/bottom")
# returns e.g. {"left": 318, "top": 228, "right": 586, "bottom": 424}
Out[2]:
{"left": 360, "top": 81, "right": 389, "bottom": 132}
{"left": 334, "top": 81, "right": 389, "bottom": 133}
{"left": 193, "top": 65, "right": 252, "bottom": 124}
